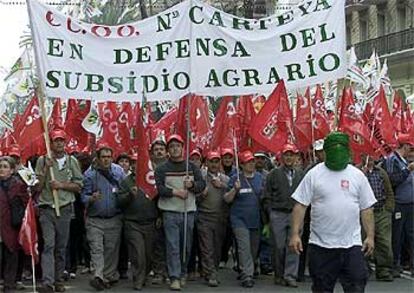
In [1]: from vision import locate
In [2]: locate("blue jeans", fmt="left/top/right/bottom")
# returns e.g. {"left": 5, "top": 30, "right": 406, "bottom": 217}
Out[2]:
{"left": 163, "top": 211, "right": 195, "bottom": 280}
{"left": 392, "top": 203, "right": 414, "bottom": 272}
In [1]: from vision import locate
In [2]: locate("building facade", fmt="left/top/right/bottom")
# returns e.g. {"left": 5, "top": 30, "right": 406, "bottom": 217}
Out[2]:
{"left": 346, "top": 0, "right": 414, "bottom": 99}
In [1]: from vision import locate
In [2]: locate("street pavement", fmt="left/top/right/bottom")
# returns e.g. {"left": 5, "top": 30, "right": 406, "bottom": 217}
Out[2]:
{"left": 18, "top": 267, "right": 414, "bottom": 293}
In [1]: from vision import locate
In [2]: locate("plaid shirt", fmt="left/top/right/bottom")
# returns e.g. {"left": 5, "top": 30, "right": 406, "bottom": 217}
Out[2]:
{"left": 366, "top": 167, "right": 386, "bottom": 209}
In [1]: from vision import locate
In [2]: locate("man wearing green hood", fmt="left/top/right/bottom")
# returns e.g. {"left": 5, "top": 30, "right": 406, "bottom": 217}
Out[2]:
{"left": 288, "top": 132, "right": 377, "bottom": 293}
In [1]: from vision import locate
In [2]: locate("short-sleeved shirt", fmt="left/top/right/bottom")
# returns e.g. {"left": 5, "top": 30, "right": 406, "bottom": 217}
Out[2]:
{"left": 35, "top": 155, "right": 84, "bottom": 208}
{"left": 292, "top": 163, "right": 377, "bottom": 248}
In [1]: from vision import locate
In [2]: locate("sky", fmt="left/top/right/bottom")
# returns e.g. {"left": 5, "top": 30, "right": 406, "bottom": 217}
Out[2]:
{"left": 0, "top": 1, "right": 30, "bottom": 92}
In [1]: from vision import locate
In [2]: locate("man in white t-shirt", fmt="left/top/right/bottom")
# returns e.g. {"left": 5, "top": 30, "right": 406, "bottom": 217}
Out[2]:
{"left": 289, "top": 132, "right": 377, "bottom": 293}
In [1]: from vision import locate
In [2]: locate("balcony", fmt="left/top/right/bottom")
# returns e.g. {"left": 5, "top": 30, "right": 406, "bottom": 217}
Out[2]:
{"left": 352, "top": 28, "right": 414, "bottom": 60}
{"left": 345, "top": 0, "right": 388, "bottom": 12}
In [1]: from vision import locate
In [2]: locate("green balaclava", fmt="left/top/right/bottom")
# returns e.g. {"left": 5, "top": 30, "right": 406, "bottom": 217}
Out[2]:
{"left": 323, "top": 132, "right": 350, "bottom": 171}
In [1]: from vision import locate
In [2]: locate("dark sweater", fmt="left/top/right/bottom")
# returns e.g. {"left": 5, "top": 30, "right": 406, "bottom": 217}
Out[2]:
{"left": 262, "top": 166, "right": 303, "bottom": 213}
{"left": 155, "top": 159, "right": 206, "bottom": 212}
{"left": 116, "top": 174, "right": 158, "bottom": 224}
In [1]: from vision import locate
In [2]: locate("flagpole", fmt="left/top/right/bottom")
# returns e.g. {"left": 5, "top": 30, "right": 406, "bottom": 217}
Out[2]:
{"left": 27, "top": 186, "right": 37, "bottom": 293}
{"left": 183, "top": 93, "right": 191, "bottom": 262}
{"left": 309, "top": 92, "right": 316, "bottom": 162}
{"left": 26, "top": 0, "right": 60, "bottom": 216}
{"left": 232, "top": 128, "right": 240, "bottom": 181}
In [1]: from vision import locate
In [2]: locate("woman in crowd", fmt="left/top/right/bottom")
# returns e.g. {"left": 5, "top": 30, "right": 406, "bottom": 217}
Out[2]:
{"left": 0, "top": 156, "right": 29, "bottom": 292}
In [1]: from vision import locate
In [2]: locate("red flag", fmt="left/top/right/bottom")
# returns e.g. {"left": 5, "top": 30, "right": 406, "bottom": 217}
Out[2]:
{"left": 294, "top": 88, "right": 312, "bottom": 151}
{"left": 48, "top": 98, "right": 64, "bottom": 131}
{"left": 237, "top": 95, "right": 256, "bottom": 152}
{"left": 248, "top": 81, "right": 293, "bottom": 154}
{"left": 338, "top": 88, "right": 374, "bottom": 157}
{"left": 0, "top": 129, "right": 17, "bottom": 151}
{"left": 117, "top": 102, "right": 133, "bottom": 151}
{"left": 392, "top": 91, "right": 404, "bottom": 133}
{"left": 189, "top": 95, "right": 211, "bottom": 151}
{"left": 312, "top": 85, "right": 330, "bottom": 140}
{"left": 404, "top": 107, "right": 414, "bottom": 134}
{"left": 135, "top": 103, "right": 157, "bottom": 199}
{"left": 369, "top": 86, "right": 396, "bottom": 154}
{"left": 151, "top": 107, "right": 178, "bottom": 142}
{"left": 18, "top": 197, "right": 39, "bottom": 264}
{"left": 210, "top": 96, "right": 239, "bottom": 151}
{"left": 64, "top": 99, "right": 90, "bottom": 150}
{"left": 98, "top": 102, "right": 121, "bottom": 154}
{"left": 16, "top": 95, "right": 44, "bottom": 149}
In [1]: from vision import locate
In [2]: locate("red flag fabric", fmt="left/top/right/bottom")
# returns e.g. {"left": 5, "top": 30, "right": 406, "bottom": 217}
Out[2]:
{"left": 117, "top": 102, "right": 133, "bottom": 151}
{"left": 237, "top": 95, "right": 255, "bottom": 152}
{"left": 16, "top": 95, "right": 44, "bottom": 150}
{"left": 404, "top": 107, "right": 414, "bottom": 134}
{"left": 312, "top": 85, "right": 330, "bottom": 140}
{"left": 248, "top": 81, "right": 293, "bottom": 154}
{"left": 392, "top": 91, "right": 404, "bottom": 133}
{"left": 294, "top": 88, "right": 312, "bottom": 151}
{"left": 151, "top": 107, "right": 178, "bottom": 142}
{"left": 0, "top": 129, "right": 17, "bottom": 151}
{"left": 210, "top": 96, "right": 239, "bottom": 151}
{"left": 64, "top": 99, "right": 90, "bottom": 150}
{"left": 18, "top": 197, "right": 39, "bottom": 264}
{"left": 98, "top": 102, "right": 122, "bottom": 154}
{"left": 369, "top": 86, "right": 396, "bottom": 155}
{"left": 48, "top": 98, "right": 64, "bottom": 131}
{"left": 338, "top": 88, "right": 374, "bottom": 158}
{"left": 135, "top": 103, "right": 157, "bottom": 199}
{"left": 189, "top": 95, "right": 211, "bottom": 151}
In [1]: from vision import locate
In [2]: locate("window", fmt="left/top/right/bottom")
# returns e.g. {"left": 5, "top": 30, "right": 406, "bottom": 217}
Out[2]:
{"left": 397, "top": 5, "right": 407, "bottom": 30}
{"left": 359, "top": 10, "right": 368, "bottom": 41}
{"left": 377, "top": 10, "right": 386, "bottom": 36}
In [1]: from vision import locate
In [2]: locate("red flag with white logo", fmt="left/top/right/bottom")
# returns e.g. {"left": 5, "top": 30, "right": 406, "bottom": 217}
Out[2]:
{"left": 294, "top": 88, "right": 312, "bottom": 151}
{"left": 248, "top": 81, "right": 293, "bottom": 153}
{"left": 16, "top": 95, "right": 44, "bottom": 149}
{"left": 135, "top": 103, "right": 157, "bottom": 199}
{"left": 48, "top": 98, "right": 64, "bottom": 131}
{"left": 98, "top": 102, "right": 122, "bottom": 155}
{"left": 312, "top": 85, "right": 330, "bottom": 140}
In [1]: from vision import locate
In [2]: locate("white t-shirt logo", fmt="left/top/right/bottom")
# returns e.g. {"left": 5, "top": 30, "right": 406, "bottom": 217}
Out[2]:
{"left": 341, "top": 179, "right": 350, "bottom": 190}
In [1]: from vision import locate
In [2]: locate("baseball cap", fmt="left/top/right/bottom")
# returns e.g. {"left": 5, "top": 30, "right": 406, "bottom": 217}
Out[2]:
{"left": 50, "top": 129, "right": 66, "bottom": 141}
{"left": 167, "top": 134, "right": 184, "bottom": 146}
{"left": 281, "top": 143, "right": 299, "bottom": 154}
{"left": 206, "top": 151, "right": 221, "bottom": 161}
{"left": 7, "top": 144, "right": 21, "bottom": 157}
{"left": 221, "top": 148, "right": 234, "bottom": 157}
{"left": 239, "top": 150, "right": 255, "bottom": 164}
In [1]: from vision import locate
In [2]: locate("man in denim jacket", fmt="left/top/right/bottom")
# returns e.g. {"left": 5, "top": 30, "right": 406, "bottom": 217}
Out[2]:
{"left": 81, "top": 144, "right": 126, "bottom": 291}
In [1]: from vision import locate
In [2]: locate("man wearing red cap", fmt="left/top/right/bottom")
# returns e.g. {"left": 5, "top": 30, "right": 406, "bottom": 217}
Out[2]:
{"left": 224, "top": 150, "right": 264, "bottom": 288}
{"left": 81, "top": 143, "right": 126, "bottom": 291}
{"left": 384, "top": 133, "right": 414, "bottom": 277}
{"left": 6, "top": 144, "right": 24, "bottom": 171}
{"left": 149, "top": 139, "right": 168, "bottom": 285}
{"left": 221, "top": 148, "right": 236, "bottom": 177}
{"left": 35, "top": 130, "right": 84, "bottom": 293}
{"left": 197, "top": 151, "right": 229, "bottom": 287}
{"left": 154, "top": 134, "right": 206, "bottom": 291}
{"left": 262, "top": 143, "right": 303, "bottom": 288}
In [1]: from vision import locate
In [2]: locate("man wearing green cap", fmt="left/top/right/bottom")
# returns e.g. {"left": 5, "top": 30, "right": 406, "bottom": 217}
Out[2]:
{"left": 289, "top": 132, "right": 377, "bottom": 293}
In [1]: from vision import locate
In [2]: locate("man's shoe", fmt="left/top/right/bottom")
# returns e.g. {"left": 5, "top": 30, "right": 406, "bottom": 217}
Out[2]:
{"left": 133, "top": 284, "right": 143, "bottom": 291}
{"left": 241, "top": 279, "right": 254, "bottom": 288}
{"left": 169, "top": 279, "right": 181, "bottom": 291}
{"left": 285, "top": 279, "right": 298, "bottom": 288}
{"left": 89, "top": 277, "right": 105, "bottom": 291}
{"left": 54, "top": 282, "right": 66, "bottom": 292}
{"left": 376, "top": 275, "right": 394, "bottom": 282}
{"left": 179, "top": 277, "right": 186, "bottom": 287}
{"left": 120, "top": 271, "right": 128, "bottom": 280}
{"left": 274, "top": 276, "right": 286, "bottom": 286}
{"left": 207, "top": 278, "right": 219, "bottom": 287}
{"left": 38, "top": 285, "right": 55, "bottom": 293}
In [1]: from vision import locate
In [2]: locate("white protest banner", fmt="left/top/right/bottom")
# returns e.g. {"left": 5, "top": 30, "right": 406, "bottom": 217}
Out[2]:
{"left": 28, "top": 0, "right": 346, "bottom": 102}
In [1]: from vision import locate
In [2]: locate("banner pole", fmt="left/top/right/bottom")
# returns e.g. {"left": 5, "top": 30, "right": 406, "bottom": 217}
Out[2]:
{"left": 183, "top": 94, "right": 191, "bottom": 262}
{"left": 26, "top": 0, "right": 60, "bottom": 216}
